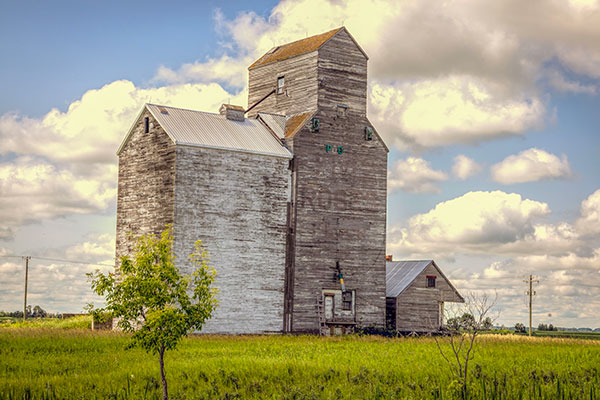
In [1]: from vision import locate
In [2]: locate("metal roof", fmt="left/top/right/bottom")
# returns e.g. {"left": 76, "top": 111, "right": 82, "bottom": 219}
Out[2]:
{"left": 257, "top": 112, "right": 286, "bottom": 139}
{"left": 118, "top": 104, "right": 292, "bottom": 159}
{"left": 386, "top": 260, "right": 433, "bottom": 298}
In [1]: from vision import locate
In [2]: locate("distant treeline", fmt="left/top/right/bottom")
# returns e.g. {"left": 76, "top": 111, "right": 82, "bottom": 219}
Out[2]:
{"left": 0, "top": 305, "right": 61, "bottom": 319}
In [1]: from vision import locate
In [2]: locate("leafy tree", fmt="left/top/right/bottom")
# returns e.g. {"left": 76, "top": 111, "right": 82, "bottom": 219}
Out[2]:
{"left": 514, "top": 323, "right": 526, "bottom": 333}
{"left": 88, "top": 227, "right": 217, "bottom": 400}
{"left": 538, "top": 323, "right": 548, "bottom": 331}
{"left": 32, "top": 305, "right": 47, "bottom": 318}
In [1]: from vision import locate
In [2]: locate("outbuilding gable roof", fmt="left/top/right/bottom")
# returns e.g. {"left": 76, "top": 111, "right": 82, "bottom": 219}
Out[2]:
{"left": 248, "top": 27, "right": 367, "bottom": 70}
{"left": 386, "top": 260, "right": 464, "bottom": 302}
{"left": 117, "top": 104, "right": 293, "bottom": 159}
{"left": 285, "top": 110, "right": 317, "bottom": 139}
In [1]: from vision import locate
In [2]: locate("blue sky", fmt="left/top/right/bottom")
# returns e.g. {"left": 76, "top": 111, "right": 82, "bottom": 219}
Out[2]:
{"left": 1, "top": 0, "right": 599, "bottom": 328}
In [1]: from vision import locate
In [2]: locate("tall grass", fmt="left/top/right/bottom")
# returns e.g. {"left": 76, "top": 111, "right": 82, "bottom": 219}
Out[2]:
{"left": 0, "top": 329, "right": 598, "bottom": 399}
{"left": 1, "top": 316, "right": 91, "bottom": 330}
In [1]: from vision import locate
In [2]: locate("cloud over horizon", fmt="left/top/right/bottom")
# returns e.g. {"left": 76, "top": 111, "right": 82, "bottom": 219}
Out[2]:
{"left": 491, "top": 148, "right": 573, "bottom": 184}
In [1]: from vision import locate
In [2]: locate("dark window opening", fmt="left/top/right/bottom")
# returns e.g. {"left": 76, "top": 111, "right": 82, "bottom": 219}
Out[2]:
{"left": 427, "top": 275, "right": 437, "bottom": 288}
{"left": 277, "top": 76, "right": 285, "bottom": 94}
{"left": 144, "top": 117, "right": 149, "bottom": 133}
{"left": 342, "top": 291, "right": 353, "bottom": 310}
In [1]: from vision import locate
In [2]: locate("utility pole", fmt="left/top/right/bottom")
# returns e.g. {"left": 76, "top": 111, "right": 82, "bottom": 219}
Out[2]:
{"left": 23, "top": 256, "right": 31, "bottom": 322}
{"left": 523, "top": 274, "right": 539, "bottom": 336}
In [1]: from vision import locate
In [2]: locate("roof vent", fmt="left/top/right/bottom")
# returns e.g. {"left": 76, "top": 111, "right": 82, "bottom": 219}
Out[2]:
{"left": 219, "top": 104, "right": 245, "bottom": 121}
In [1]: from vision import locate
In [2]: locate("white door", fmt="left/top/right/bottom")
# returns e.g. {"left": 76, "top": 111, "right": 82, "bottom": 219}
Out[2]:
{"left": 324, "top": 295, "right": 334, "bottom": 320}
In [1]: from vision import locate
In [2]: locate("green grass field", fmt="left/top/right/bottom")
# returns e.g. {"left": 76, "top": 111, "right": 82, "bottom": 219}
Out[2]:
{"left": 0, "top": 326, "right": 598, "bottom": 399}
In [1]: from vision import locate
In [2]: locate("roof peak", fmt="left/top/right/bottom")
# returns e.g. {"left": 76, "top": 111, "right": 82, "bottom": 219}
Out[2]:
{"left": 248, "top": 27, "right": 346, "bottom": 70}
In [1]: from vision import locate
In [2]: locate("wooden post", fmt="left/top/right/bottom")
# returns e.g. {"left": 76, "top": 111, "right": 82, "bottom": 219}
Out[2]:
{"left": 528, "top": 275, "right": 532, "bottom": 336}
{"left": 524, "top": 274, "right": 538, "bottom": 336}
{"left": 23, "top": 256, "right": 30, "bottom": 321}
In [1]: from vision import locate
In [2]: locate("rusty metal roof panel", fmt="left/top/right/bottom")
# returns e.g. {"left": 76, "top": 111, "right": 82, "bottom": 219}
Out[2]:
{"left": 386, "top": 260, "right": 433, "bottom": 298}
{"left": 285, "top": 111, "right": 316, "bottom": 139}
{"left": 249, "top": 27, "right": 343, "bottom": 70}
{"left": 257, "top": 112, "right": 286, "bottom": 139}
{"left": 145, "top": 104, "right": 292, "bottom": 159}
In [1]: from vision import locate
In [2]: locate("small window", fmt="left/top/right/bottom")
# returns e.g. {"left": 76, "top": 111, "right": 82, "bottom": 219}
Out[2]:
{"left": 427, "top": 275, "right": 436, "bottom": 288}
{"left": 342, "top": 291, "right": 352, "bottom": 310}
{"left": 277, "top": 76, "right": 285, "bottom": 94}
{"left": 337, "top": 104, "right": 348, "bottom": 118}
{"left": 144, "top": 117, "right": 149, "bottom": 133}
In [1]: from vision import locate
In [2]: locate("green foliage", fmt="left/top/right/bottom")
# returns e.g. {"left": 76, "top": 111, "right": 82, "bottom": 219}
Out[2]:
{"left": 88, "top": 227, "right": 217, "bottom": 355}
{"left": 515, "top": 323, "right": 527, "bottom": 333}
{"left": 0, "top": 331, "right": 599, "bottom": 399}
{"left": 0, "top": 315, "right": 91, "bottom": 329}
{"left": 538, "top": 323, "right": 558, "bottom": 332}
{"left": 88, "top": 227, "right": 217, "bottom": 399}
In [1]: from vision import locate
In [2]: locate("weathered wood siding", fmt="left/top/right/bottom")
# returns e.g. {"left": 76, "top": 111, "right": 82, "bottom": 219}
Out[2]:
{"left": 173, "top": 146, "right": 291, "bottom": 334}
{"left": 288, "top": 111, "right": 388, "bottom": 332}
{"left": 317, "top": 29, "right": 367, "bottom": 116}
{"left": 394, "top": 264, "right": 457, "bottom": 332}
{"left": 248, "top": 52, "right": 319, "bottom": 117}
{"left": 116, "top": 109, "right": 175, "bottom": 265}
{"left": 248, "top": 29, "right": 387, "bottom": 333}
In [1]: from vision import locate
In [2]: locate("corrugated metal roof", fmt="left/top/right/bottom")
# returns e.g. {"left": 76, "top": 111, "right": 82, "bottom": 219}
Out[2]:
{"left": 249, "top": 28, "right": 343, "bottom": 70}
{"left": 118, "top": 104, "right": 292, "bottom": 158}
{"left": 257, "top": 112, "right": 286, "bottom": 139}
{"left": 386, "top": 260, "right": 433, "bottom": 298}
{"left": 285, "top": 111, "right": 316, "bottom": 139}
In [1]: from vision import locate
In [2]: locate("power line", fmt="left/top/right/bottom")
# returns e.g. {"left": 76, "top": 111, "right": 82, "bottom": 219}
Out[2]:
{"left": 0, "top": 255, "right": 114, "bottom": 268}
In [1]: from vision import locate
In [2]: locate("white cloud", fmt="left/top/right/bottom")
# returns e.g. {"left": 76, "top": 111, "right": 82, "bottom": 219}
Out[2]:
{"left": 576, "top": 189, "right": 600, "bottom": 235}
{"left": 452, "top": 155, "right": 483, "bottom": 180}
{"left": 369, "top": 78, "right": 545, "bottom": 150}
{"left": 0, "top": 233, "right": 115, "bottom": 313}
{"left": 161, "top": 0, "right": 600, "bottom": 150}
{"left": 0, "top": 80, "right": 244, "bottom": 238}
{"left": 491, "top": 148, "right": 573, "bottom": 184}
{"left": 388, "top": 157, "right": 447, "bottom": 193}
{"left": 64, "top": 233, "right": 115, "bottom": 263}
{"left": 388, "top": 190, "right": 563, "bottom": 257}
{"left": 0, "top": 80, "right": 245, "bottom": 168}
{"left": 153, "top": 55, "right": 251, "bottom": 88}
{"left": 0, "top": 157, "right": 116, "bottom": 240}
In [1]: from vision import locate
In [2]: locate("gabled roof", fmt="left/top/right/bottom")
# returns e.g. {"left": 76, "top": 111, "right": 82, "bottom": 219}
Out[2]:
{"left": 248, "top": 27, "right": 368, "bottom": 70}
{"left": 386, "top": 260, "right": 432, "bottom": 298}
{"left": 117, "top": 104, "right": 293, "bottom": 159}
{"left": 386, "top": 260, "right": 464, "bottom": 302}
{"left": 285, "top": 110, "right": 317, "bottom": 139}
{"left": 257, "top": 112, "right": 286, "bottom": 139}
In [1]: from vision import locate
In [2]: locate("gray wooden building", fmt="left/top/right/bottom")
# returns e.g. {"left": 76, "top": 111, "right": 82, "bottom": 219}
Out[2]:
{"left": 246, "top": 27, "right": 388, "bottom": 334}
{"left": 116, "top": 104, "right": 292, "bottom": 334}
{"left": 386, "top": 260, "right": 464, "bottom": 333}
{"left": 116, "top": 27, "right": 465, "bottom": 335}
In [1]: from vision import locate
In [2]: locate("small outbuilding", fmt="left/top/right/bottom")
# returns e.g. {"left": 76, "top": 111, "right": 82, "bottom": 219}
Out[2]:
{"left": 386, "top": 260, "right": 464, "bottom": 333}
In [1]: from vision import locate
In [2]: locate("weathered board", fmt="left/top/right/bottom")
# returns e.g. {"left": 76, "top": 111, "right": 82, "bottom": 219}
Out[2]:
{"left": 249, "top": 27, "right": 388, "bottom": 333}
{"left": 394, "top": 263, "right": 462, "bottom": 332}
{"left": 173, "top": 145, "right": 291, "bottom": 334}
{"left": 115, "top": 110, "right": 176, "bottom": 265}
{"left": 248, "top": 51, "right": 319, "bottom": 117}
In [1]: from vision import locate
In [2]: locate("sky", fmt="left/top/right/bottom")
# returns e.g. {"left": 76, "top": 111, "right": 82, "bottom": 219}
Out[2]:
{"left": 0, "top": 0, "right": 599, "bottom": 328}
